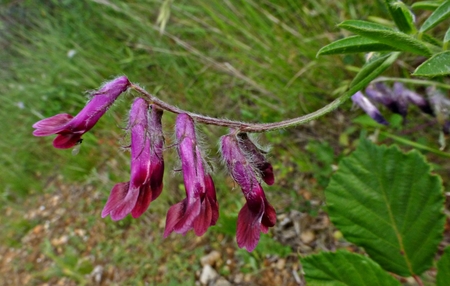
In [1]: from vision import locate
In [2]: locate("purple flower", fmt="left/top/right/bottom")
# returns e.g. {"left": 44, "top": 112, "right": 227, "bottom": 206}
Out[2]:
{"left": 365, "top": 82, "right": 408, "bottom": 118}
{"left": 393, "top": 82, "right": 433, "bottom": 116}
{"left": 351, "top": 91, "right": 389, "bottom": 125}
{"left": 102, "top": 98, "right": 165, "bottom": 220}
{"left": 221, "top": 132, "right": 276, "bottom": 252}
{"left": 33, "top": 76, "right": 130, "bottom": 149}
{"left": 236, "top": 133, "right": 274, "bottom": 186}
{"left": 164, "top": 114, "right": 219, "bottom": 237}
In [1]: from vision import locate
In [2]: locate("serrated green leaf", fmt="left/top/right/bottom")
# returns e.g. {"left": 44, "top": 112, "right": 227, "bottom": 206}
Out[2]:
{"left": 412, "top": 1, "right": 441, "bottom": 11}
{"left": 325, "top": 140, "right": 445, "bottom": 277}
{"left": 437, "top": 247, "right": 450, "bottom": 286}
{"left": 317, "top": 36, "right": 399, "bottom": 56}
{"left": 350, "top": 52, "right": 399, "bottom": 89}
{"left": 302, "top": 250, "right": 401, "bottom": 286}
{"left": 420, "top": 0, "right": 450, "bottom": 32}
{"left": 444, "top": 26, "right": 450, "bottom": 43}
{"left": 338, "top": 20, "right": 431, "bottom": 56}
{"left": 385, "top": 0, "right": 417, "bottom": 34}
{"left": 413, "top": 51, "right": 450, "bottom": 76}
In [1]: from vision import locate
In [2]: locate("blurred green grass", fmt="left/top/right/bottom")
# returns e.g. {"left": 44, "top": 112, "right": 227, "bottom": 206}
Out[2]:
{"left": 0, "top": 0, "right": 380, "bottom": 197}
{"left": 1, "top": 0, "right": 426, "bottom": 284}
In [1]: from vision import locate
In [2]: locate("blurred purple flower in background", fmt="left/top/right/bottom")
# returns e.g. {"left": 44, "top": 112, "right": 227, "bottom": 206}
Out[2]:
{"left": 33, "top": 76, "right": 130, "bottom": 149}
{"left": 221, "top": 132, "right": 276, "bottom": 252}
{"left": 365, "top": 82, "right": 408, "bottom": 118}
{"left": 394, "top": 82, "right": 433, "bottom": 116}
{"left": 351, "top": 91, "right": 389, "bottom": 125}
{"left": 102, "top": 98, "right": 165, "bottom": 220}
{"left": 164, "top": 114, "right": 219, "bottom": 237}
{"left": 352, "top": 81, "right": 443, "bottom": 129}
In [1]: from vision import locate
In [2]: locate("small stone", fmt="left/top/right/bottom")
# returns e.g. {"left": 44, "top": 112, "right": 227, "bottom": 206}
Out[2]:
{"left": 91, "top": 265, "right": 104, "bottom": 284}
{"left": 51, "top": 235, "right": 68, "bottom": 247}
{"left": 276, "top": 258, "right": 286, "bottom": 270}
{"left": 300, "top": 230, "right": 315, "bottom": 244}
{"left": 200, "top": 250, "right": 221, "bottom": 266}
{"left": 200, "top": 265, "right": 219, "bottom": 285}
{"left": 32, "top": 225, "right": 44, "bottom": 235}
{"left": 213, "top": 277, "right": 231, "bottom": 286}
{"left": 234, "top": 273, "right": 244, "bottom": 284}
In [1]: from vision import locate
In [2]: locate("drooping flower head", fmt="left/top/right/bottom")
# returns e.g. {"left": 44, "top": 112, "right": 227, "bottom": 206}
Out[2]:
{"left": 102, "top": 98, "right": 165, "bottom": 220}
{"left": 393, "top": 82, "right": 433, "bottom": 116}
{"left": 365, "top": 82, "right": 408, "bottom": 118}
{"left": 221, "top": 132, "right": 276, "bottom": 252}
{"left": 33, "top": 76, "right": 131, "bottom": 149}
{"left": 164, "top": 113, "right": 219, "bottom": 237}
{"left": 351, "top": 91, "right": 389, "bottom": 125}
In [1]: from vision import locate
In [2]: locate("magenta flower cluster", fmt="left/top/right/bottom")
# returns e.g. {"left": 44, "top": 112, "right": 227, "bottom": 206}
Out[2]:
{"left": 32, "top": 76, "right": 277, "bottom": 251}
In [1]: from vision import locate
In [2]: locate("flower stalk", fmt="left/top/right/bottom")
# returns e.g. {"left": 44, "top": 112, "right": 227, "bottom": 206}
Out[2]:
{"left": 131, "top": 83, "right": 350, "bottom": 133}
{"left": 33, "top": 75, "right": 449, "bottom": 251}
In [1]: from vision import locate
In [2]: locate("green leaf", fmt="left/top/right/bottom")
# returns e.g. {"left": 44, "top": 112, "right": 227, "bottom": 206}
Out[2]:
{"left": 325, "top": 139, "right": 445, "bottom": 277}
{"left": 420, "top": 0, "right": 450, "bottom": 32}
{"left": 380, "top": 131, "right": 450, "bottom": 158}
{"left": 317, "top": 36, "right": 399, "bottom": 56}
{"left": 338, "top": 20, "right": 431, "bottom": 56}
{"left": 413, "top": 51, "right": 450, "bottom": 76}
{"left": 412, "top": 1, "right": 441, "bottom": 11}
{"left": 422, "top": 33, "right": 443, "bottom": 47}
{"left": 302, "top": 250, "right": 401, "bottom": 286}
{"left": 437, "top": 247, "right": 450, "bottom": 286}
{"left": 385, "top": 0, "right": 416, "bottom": 34}
{"left": 444, "top": 26, "right": 450, "bottom": 43}
{"left": 350, "top": 52, "right": 399, "bottom": 89}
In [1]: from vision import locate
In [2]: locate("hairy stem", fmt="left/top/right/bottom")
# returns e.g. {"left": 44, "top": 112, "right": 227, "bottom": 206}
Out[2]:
{"left": 132, "top": 84, "right": 348, "bottom": 133}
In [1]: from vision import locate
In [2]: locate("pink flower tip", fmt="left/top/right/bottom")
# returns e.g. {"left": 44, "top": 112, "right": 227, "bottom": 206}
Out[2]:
{"left": 32, "top": 76, "right": 131, "bottom": 149}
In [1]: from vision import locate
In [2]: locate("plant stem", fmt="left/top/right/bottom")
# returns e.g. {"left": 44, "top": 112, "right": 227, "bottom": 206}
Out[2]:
{"left": 413, "top": 274, "right": 424, "bottom": 286}
{"left": 131, "top": 84, "right": 347, "bottom": 133}
{"left": 373, "top": 77, "right": 450, "bottom": 90}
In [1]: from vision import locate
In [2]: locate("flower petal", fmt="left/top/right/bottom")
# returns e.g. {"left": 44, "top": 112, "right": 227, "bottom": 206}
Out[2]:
{"left": 131, "top": 182, "right": 152, "bottom": 218}
{"left": 173, "top": 198, "right": 201, "bottom": 234}
{"left": 102, "top": 182, "right": 129, "bottom": 218}
{"left": 32, "top": 113, "right": 73, "bottom": 136}
{"left": 260, "top": 162, "right": 275, "bottom": 186}
{"left": 236, "top": 200, "right": 265, "bottom": 252}
{"left": 192, "top": 196, "right": 213, "bottom": 236}
{"left": 109, "top": 186, "right": 140, "bottom": 221}
{"left": 205, "top": 175, "right": 219, "bottom": 225}
{"left": 149, "top": 161, "right": 165, "bottom": 201}
{"left": 261, "top": 197, "right": 277, "bottom": 233}
{"left": 164, "top": 200, "right": 186, "bottom": 238}
{"left": 53, "top": 133, "right": 83, "bottom": 149}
